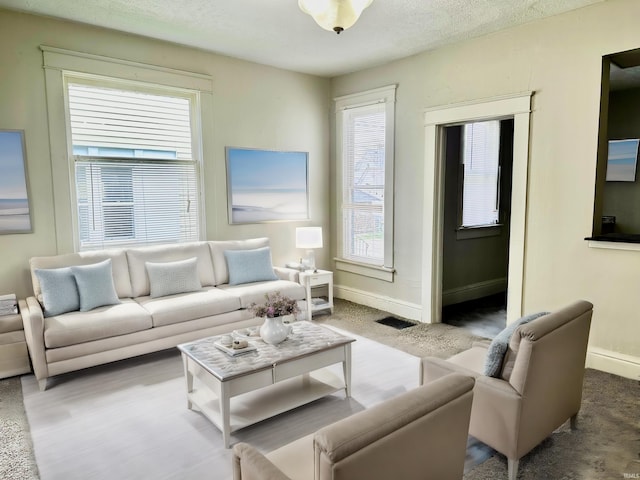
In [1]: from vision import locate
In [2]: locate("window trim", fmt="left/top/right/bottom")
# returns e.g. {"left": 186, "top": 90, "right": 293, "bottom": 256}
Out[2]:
{"left": 42, "top": 46, "right": 212, "bottom": 253}
{"left": 334, "top": 85, "right": 396, "bottom": 281}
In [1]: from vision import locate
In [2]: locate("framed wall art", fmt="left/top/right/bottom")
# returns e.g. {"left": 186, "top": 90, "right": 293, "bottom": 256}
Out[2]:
{"left": 226, "top": 147, "right": 309, "bottom": 224}
{"left": 606, "top": 139, "right": 639, "bottom": 182}
{"left": 0, "top": 130, "right": 32, "bottom": 234}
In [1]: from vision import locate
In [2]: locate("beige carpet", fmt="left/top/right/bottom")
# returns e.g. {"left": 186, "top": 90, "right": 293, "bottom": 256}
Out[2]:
{"left": 0, "top": 376, "right": 39, "bottom": 480}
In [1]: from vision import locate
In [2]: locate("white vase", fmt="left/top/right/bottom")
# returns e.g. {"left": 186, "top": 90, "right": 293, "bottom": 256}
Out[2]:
{"left": 260, "top": 315, "right": 293, "bottom": 345}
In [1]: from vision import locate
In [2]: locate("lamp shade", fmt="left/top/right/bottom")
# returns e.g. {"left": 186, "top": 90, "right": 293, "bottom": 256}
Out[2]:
{"left": 298, "top": 0, "right": 373, "bottom": 34}
{"left": 296, "top": 227, "right": 323, "bottom": 249}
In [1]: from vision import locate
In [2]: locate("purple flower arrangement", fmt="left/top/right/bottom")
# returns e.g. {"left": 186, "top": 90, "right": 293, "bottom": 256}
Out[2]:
{"left": 249, "top": 291, "right": 299, "bottom": 318}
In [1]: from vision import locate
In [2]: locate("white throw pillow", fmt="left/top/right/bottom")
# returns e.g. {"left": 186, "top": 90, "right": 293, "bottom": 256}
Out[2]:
{"left": 145, "top": 257, "right": 202, "bottom": 298}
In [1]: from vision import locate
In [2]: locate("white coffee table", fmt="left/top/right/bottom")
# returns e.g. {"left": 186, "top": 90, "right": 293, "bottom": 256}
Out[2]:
{"left": 177, "top": 321, "right": 354, "bottom": 447}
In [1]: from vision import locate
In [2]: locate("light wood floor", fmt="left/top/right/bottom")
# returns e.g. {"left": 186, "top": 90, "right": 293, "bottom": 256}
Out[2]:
{"left": 21, "top": 328, "right": 436, "bottom": 480}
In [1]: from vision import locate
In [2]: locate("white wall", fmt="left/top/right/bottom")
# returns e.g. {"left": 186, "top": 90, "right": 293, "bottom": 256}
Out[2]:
{"left": 331, "top": 0, "right": 640, "bottom": 379}
{"left": 0, "top": 9, "right": 330, "bottom": 299}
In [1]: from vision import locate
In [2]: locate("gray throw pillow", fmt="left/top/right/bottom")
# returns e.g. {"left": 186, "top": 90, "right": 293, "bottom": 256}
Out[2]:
{"left": 145, "top": 257, "right": 202, "bottom": 298}
{"left": 483, "top": 311, "right": 549, "bottom": 377}
{"left": 71, "top": 259, "right": 121, "bottom": 312}
{"left": 34, "top": 267, "right": 80, "bottom": 317}
{"left": 224, "top": 247, "right": 278, "bottom": 286}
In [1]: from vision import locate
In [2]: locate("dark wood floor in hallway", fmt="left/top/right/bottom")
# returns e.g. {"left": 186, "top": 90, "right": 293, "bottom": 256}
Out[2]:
{"left": 442, "top": 293, "right": 507, "bottom": 339}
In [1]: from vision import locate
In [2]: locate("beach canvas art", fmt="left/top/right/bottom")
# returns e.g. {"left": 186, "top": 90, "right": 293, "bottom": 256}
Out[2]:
{"left": 226, "top": 147, "right": 309, "bottom": 224}
{"left": 0, "top": 131, "right": 31, "bottom": 233}
{"left": 606, "top": 139, "right": 639, "bottom": 182}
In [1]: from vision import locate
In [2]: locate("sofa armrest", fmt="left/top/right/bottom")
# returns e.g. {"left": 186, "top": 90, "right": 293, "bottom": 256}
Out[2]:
{"left": 232, "top": 443, "right": 292, "bottom": 480}
{"left": 21, "top": 297, "right": 48, "bottom": 382}
{"left": 273, "top": 267, "right": 299, "bottom": 283}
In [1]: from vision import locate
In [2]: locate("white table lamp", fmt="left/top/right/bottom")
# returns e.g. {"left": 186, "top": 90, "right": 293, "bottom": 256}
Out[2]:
{"left": 296, "top": 227, "right": 323, "bottom": 272}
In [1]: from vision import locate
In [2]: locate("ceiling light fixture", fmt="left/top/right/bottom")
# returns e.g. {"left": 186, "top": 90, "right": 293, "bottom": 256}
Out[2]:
{"left": 298, "top": 0, "right": 373, "bottom": 35}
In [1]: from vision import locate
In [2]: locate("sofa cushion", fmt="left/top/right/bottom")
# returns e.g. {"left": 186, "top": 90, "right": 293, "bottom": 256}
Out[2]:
{"left": 135, "top": 287, "right": 242, "bottom": 327}
{"left": 217, "top": 280, "right": 306, "bottom": 309}
{"left": 43, "top": 299, "right": 152, "bottom": 349}
{"left": 483, "top": 311, "right": 549, "bottom": 377}
{"left": 30, "top": 249, "right": 132, "bottom": 299}
{"left": 224, "top": 247, "right": 278, "bottom": 286}
{"left": 146, "top": 257, "right": 202, "bottom": 298}
{"left": 34, "top": 267, "right": 80, "bottom": 317}
{"left": 127, "top": 242, "right": 215, "bottom": 297}
{"left": 209, "top": 238, "right": 270, "bottom": 286}
{"left": 71, "top": 259, "right": 121, "bottom": 312}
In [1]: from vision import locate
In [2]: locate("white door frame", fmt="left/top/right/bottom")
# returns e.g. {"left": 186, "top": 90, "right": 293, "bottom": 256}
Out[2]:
{"left": 421, "top": 92, "right": 533, "bottom": 324}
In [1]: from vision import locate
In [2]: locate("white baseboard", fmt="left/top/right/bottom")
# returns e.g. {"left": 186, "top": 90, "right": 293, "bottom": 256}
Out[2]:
{"left": 586, "top": 347, "right": 640, "bottom": 380}
{"left": 334, "top": 284, "right": 422, "bottom": 322}
{"left": 442, "top": 277, "right": 507, "bottom": 306}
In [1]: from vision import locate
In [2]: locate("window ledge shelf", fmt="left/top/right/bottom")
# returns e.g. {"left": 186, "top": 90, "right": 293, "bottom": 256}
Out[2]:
{"left": 586, "top": 236, "right": 640, "bottom": 251}
{"left": 334, "top": 258, "right": 395, "bottom": 282}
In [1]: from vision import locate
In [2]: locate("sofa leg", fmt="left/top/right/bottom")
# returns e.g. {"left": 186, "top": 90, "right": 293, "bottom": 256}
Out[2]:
{"left": 38, "top": 378, "right": 48, "bottom": 391}
{"left": 508, "top": 458, "right": 519, "bottom": 480}
{"left": 570, "top": 413, "right": 578, "bottom": 430}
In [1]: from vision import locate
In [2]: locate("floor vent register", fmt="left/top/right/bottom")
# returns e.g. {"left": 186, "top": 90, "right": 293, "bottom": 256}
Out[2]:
{"left": 375, "top": 316, "right": 416, "bottom": 330}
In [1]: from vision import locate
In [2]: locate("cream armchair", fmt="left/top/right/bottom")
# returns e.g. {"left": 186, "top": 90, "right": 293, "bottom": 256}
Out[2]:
{"left": 421, "top": 300, "right": 593, "bottom": 480}
{"left": 232, "top": 373, "right": 475, "bottom": 480}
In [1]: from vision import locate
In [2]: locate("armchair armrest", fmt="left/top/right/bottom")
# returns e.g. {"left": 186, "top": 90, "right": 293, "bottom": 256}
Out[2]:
{"left": 472, "top": 339, "right": 492, "bottom": 348}
{"left": 21, "top": 297, "right": 48, "bottom": 382}
{"left": 420, "top": 356, "right": 480, "bottom": 385}
{"left": 470, "top": 375, "right": 523, "bottom": 458}
{"left": 232, "top": 443, "right": 292, "bottom": 480}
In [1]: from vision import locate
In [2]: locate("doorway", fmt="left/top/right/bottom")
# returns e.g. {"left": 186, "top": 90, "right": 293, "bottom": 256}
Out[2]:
{"left": 440, "top": 120, "right": 513, "bottom": 337}
{"left": 421, "top": 93, "right": 532, "bottom": 324}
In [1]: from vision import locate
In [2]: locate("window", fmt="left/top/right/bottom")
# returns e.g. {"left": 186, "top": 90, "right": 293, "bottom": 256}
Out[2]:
{"left": 335, "top": 85, "right": 395, "bottom": 281}
{"left": 66, "top": 79, "right": 201, "bottom": 250}
{"left": 460, "top": 120, "right": 501, "bottom": 228}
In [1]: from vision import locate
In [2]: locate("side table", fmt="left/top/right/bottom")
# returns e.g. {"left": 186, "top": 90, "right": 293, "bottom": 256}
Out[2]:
{"left": 0, "top": 311, "right": 31, "bottom": 379}
{"left": 299, "top": 269, "right": 333, "bottom": 320}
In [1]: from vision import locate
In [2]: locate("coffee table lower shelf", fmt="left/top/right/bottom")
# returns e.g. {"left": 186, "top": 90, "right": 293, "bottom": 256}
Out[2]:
{"left": 187, "top": 369, "right": 346, "bottom": 446}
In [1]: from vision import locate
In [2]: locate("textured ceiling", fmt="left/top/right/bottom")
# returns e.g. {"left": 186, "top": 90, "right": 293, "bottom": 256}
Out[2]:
{"left": 0, "top": 0, "right": 607, "bottom": 77}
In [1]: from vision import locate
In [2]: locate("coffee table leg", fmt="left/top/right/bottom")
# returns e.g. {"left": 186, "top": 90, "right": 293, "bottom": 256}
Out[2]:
{"left": 343, "top": 343, "right": 352, "bottom": 398}
{"left": 220, "top": 382, "right": 231, "bottom": 448}
{"left": 182, "top": 353, "right": 194, "bottom": 410}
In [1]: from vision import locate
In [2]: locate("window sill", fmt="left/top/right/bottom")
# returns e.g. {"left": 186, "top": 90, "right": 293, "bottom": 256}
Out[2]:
{"left": 456, "top": 224, "right": 502, "bottom": 240}
{"left": 334, "top": 258, "right": 395, "bottom": 282}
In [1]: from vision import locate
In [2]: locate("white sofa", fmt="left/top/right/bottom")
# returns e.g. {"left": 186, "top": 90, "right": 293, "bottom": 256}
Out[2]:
{"left": 19, "top": 238, "right": 305, "bottom": 390}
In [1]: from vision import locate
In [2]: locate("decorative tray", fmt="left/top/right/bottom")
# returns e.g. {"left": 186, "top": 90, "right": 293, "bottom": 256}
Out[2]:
{"left": 214, "top": 341, "right": 257, "bottom": 356}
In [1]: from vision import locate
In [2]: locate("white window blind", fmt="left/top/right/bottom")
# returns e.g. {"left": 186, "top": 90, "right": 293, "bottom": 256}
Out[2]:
{"left": 342, "top": 104, "right": 385, "bottom": 264}
{"left": 67, "top": 82, "right": 200, "bottom": 249}
{"left": 461, "top": 120, "right": 501, "bottom": 228}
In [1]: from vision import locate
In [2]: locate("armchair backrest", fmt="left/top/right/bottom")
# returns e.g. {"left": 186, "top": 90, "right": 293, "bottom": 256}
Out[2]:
{"left": 501, "top": 300, "right": 593, "bottom": 454}
{"left": 313, "top": 373, "right": 475, "bottom": 480}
